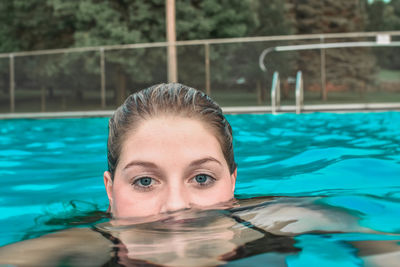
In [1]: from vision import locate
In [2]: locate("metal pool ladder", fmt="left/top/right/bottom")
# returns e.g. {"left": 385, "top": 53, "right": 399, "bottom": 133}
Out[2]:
{"left": 270, "top": 70, "right": 303, "bottom": 114}
{"left": 295, "top": 71, "right": 304, "bottom": 114}
{"left": 271, "top": 71, "right": 280, "bottom": 114}
{"left": 260, "top": 36, "right": 400, "bottom": 114}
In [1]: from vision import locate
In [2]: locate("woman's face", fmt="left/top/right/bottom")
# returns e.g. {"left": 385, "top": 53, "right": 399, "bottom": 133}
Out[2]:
{"left": 104, "top": 116, "right": 236, "bottom": 218}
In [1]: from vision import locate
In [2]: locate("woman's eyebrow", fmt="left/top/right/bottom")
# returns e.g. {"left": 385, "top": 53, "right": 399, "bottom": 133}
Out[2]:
{"left": 123, "top": 161, "right": 158, "bottom": 170}
{"left": 189, "top": 157, "right": 222, "bottom": 167}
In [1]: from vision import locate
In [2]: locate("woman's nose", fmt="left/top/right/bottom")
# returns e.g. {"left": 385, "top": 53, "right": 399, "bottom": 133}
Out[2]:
{"left": 161, "top": 185, "right": 190, "bottom": 213}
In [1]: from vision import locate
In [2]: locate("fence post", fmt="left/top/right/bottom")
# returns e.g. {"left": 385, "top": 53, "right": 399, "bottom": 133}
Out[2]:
{"left": 9, "top": 54, "right": 15, "bottom": 112}
{"left": 256, "top": 80, "right": 262, "bottom": 105}
{"left": 320, "top": 36, "right": 327, "bottom": 101}
{"left": 100, "top": 47, "right": 106, "bottom": 108}
{"left": 166, "top": 0, "right": 178, "bottom": 82}
{"left": 41, "top": 87, "right": 46, "bottom": 112}
{"left": 204, "top": 43, "right": 211, "bottom": 95}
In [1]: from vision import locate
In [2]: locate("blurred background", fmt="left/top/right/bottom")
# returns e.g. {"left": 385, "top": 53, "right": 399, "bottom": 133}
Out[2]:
{"left": 0, "top": 0, "right": 399, "bottom": 113}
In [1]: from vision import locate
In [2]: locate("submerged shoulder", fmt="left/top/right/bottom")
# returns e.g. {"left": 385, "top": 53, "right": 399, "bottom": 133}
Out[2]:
{"left": 233, "top": 197, "right": 363, "bottom": 235}
{"left": 0, "top": 227, "right": 112, "bottom": 267}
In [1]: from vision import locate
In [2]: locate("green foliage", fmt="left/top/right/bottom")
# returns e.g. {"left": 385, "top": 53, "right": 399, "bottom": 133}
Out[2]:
{"left": 367, "top": 0, "right": 400, "bottom": 69}
{"left": 0, "top": 1, "right": 19, "bottom": 53}
{"left": 2, "top": 0, "right": 394, "bottom": 104}
{"left": 69, "top": 0, "right": 165, "bottom": 46}
{"left": 176, "top": 0, "right": 294, "bottom": 91}
{"left": 176, "top": 0, "right": 255, "bottom": 39}
{"left": 252, "top": 0, "right": 293, "bottom": 36}
{"left": 176, "top": 0, "right": 260, "bottom": 89}
{"left": 241, "top": 0, "right": 294, "bottom": 90}
{"left": 10, "top": 0, "right": 74, "bottom": 51}
{"left": 367, "top": 0, "right": 400, "bottom": 31}
{"left": 286, "top": 0, "right": 376, "bottom": 92}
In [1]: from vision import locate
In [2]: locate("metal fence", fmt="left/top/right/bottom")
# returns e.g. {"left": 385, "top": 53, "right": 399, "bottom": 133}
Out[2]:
{"left": 1, "top": 31, "right": 400, "bottom": 113}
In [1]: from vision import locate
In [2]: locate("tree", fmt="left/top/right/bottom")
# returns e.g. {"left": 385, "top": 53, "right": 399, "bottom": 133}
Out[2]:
{"left": 52, "top": 0, "right": 167, "bottom": 105}
{"left": 0, "top": 0, "right": 77, "bottom": 104}
{"left": 175, "top": 0, "right": 257, "bottom": 91}
{"left": 286, "top": 0, "right": 376, "bottom": 99}
{"left": 51, "top": 0, "right": 258, "bottom": 105}
{"left": 367, "top": 0, "right": 400, "bottom": 69}
{"left": 0, "top": 2, "right": 19, "bottom": 53}
{"left": 0, "top": 0, "right": 75, "bottom": 55}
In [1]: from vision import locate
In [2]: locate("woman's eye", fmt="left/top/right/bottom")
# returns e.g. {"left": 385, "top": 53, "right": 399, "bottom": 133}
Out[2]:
{"left": 132, "top": 177, "right": 156, "bottom": 191}
{"left": 137, "top": 177, "right": 153, "bottom": 186}
{"left": 193, "top": 174, "right": 215, "bottom": 187}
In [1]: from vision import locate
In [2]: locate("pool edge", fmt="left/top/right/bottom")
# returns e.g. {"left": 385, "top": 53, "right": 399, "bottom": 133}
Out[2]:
{"left": 1, "top": 103, "right": 400, "bottom": 119}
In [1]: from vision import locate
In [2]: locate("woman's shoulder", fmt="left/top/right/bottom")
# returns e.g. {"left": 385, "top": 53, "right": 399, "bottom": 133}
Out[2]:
{"left": 233, "top": 196, "right": 363, "bottom": 235}
{"left": 0, "top": 227, "right": 112, "bottom": 267}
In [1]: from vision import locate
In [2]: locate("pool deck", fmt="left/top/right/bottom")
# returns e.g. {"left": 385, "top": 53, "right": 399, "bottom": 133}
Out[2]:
{"left": 1, "top": 103, "right": 400, "bottom": 119}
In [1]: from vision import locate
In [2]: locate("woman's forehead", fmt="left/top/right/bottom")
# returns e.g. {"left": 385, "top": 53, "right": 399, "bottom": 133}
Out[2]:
{"left": 119, "top": 116, "right": 225, "bottom": 164}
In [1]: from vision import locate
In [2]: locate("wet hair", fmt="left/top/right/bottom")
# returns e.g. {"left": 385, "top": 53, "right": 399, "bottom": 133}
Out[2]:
{"left": 107, "top": 83, "right": 236, "bottom": 180}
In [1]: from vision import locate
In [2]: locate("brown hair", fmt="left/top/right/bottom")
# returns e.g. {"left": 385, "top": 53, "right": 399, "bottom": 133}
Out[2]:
{"left": 107, "top": 83, "right": 236, "bottom": 180}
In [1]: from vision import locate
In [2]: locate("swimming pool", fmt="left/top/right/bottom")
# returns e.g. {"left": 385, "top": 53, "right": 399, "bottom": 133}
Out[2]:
{"left": 1, "top": 111, "right": 400, "bottom": 266}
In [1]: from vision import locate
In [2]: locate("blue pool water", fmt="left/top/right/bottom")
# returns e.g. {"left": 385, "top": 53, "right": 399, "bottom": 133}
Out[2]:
{"left": 1, "top": 111, "right": 400, "bottom": 265}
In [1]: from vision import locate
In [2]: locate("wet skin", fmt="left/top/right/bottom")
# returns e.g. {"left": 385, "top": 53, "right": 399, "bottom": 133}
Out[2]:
{"left": 103, "top": 116, "right": 237, "bottom": 218}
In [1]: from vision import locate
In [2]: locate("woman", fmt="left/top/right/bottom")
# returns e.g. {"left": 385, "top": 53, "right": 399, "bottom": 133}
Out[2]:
{"left": 97, "top": 83, "right": 299, "bottom": 265}
{"left": 103, "top": 83, "right": 237, "bottom": 218}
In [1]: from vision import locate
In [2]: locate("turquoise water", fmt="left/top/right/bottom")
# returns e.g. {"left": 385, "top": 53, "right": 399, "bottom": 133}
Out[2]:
{"left": 1, "top": 112, "right": 400, "bottom": 265}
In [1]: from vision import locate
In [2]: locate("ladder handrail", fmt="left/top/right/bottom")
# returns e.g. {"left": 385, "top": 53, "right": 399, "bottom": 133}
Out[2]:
{"left": 295, "top": 71, "right": 304, "bottom": 114}
{"left": 271, "top": 71, "right": 280, "bottom": 114}
{"left": 259, "top": 40, "right": 400, "bottom": 73}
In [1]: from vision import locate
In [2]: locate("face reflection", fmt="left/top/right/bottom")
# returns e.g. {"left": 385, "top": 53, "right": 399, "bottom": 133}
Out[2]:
{"left": 104, "top": 116, "right": 237, "bottom": 218}
{"left": 114, "top": 216, "right": 239, "bottom": 266}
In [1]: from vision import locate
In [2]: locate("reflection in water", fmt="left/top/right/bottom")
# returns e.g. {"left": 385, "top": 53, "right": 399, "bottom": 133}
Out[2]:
{"left": 1, "top": 196, "right": 400, "bottom": 266}
{"left": 96, "top": 198, "right": 300, "bottom": 266}
{"left": 87, "top": 196, "right": 398, "bottom": 267}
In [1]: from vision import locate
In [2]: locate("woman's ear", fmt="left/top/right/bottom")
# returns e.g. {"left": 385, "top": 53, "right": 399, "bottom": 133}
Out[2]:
{"left": 231, "top": 168, "right": 237, "bottom": 194}
{"left": 103, "top": 171, "right": 113, "bottom": 208}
